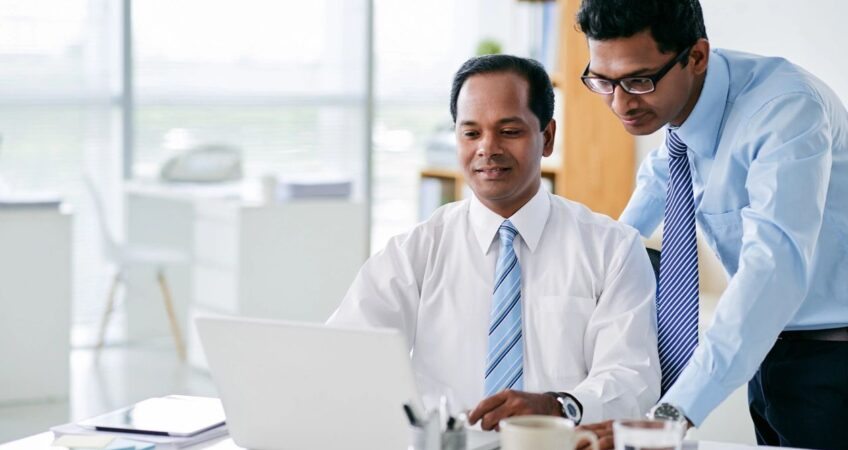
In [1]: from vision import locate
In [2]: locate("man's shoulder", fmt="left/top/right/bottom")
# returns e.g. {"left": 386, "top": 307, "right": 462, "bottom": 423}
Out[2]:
{"left": 395, "top": 199, "right": 469, "bottom": 244}
{"left": 719, "top": 48, "right": 826, "bottom": 111}
{"left": 549, "top": 194, "right": 640, "bottom": 242}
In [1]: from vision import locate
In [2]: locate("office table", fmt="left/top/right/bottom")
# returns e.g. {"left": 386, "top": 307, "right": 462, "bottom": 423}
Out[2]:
{"left": 0, "top": 430, "right": 792, "bottom": 450}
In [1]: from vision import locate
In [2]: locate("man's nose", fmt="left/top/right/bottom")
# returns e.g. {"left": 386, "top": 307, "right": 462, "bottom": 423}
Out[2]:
{"left": 610, "top": 86, "right": 640, "bottom": 117}
{"left": 475, "top": 134, "right": 504, "bottom": 158}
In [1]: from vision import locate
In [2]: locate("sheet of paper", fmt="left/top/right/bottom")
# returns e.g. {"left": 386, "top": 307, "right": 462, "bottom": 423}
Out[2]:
{"left": 53, "top": 434, "right": 115, "bottom": 449}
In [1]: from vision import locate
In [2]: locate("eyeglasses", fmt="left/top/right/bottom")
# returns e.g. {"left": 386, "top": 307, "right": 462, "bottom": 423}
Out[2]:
{"left": 581, "top": 46, "right": 692, "bottom": 95}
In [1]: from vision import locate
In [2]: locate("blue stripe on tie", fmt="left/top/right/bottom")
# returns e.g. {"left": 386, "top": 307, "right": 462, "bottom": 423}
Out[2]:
{"left": 485, "top": 330, "right": 522, "bottom": 377}
{"left": 494, "top": 257, "right": 518, "bottom": 292}
{"left": 506, "top": 368, "right": 524, "bottom": 389}
{"left": 486, "top": 350, "right": 523, "bottom": 395}
{"left": 486, "top": 320, "right": 522, "bottom": 362}
{"left": 489, "top": 290, "right": 520, "bottom": 335}
{"left": 485, "top": 220, "right": 524, "bottom": 396}
{"left": 657, "top": 129, "right": 700, "bottom": 395}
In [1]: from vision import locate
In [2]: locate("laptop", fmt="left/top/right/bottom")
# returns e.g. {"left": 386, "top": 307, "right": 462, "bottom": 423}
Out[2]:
{"left": 196, "top": 316, "right": 500, "bottom": 450}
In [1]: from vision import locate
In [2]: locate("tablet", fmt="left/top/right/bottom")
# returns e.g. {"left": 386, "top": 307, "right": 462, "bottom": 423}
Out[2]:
{"left": 78, "top": 395, "right": 226, "bottom": 437}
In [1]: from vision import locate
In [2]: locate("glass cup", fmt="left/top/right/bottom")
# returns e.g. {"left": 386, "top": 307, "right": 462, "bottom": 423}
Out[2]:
{"left": 613, "top": 420, "right": 685, "bottom": 450}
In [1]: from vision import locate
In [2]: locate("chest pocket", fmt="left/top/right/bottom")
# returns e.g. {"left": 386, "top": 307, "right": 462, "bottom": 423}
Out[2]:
{"left": 526, "top": 295, "right": 595, "bottom": 381}
{"left": 697, "top": 206, "right": 746, "bottom": 275}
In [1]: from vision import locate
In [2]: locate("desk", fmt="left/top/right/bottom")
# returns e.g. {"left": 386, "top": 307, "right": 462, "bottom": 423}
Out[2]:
{"left": 0, "top": 207, "right": 72, "bottom": 404}
{"left": 0, "top": 431, "right": 789, "bottom": 450}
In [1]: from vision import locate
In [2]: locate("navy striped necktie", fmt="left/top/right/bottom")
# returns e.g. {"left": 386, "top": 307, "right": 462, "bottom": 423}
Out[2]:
{"left": 657, "top": 129, "right": 700, "bottom": 395}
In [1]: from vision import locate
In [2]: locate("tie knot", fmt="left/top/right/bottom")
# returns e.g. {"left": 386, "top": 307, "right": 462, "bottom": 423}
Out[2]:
{"left": 666, "top": 130, "right": 688, "bottom": 159}
{"left": 498, "top": 220, "right": 518, "bottom": 244}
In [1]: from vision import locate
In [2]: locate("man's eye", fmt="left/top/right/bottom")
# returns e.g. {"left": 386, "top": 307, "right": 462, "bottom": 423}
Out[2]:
{"left": 502, "top": 129, "right": 521, "bottom": 136}
{"left": 463, "top": 131, "right": 479, "bottom": 138}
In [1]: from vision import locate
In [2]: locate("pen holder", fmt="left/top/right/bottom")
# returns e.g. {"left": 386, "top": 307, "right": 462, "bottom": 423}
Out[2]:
{"left": 440, "top": 428, "right": 467, "bottom": 450}
{"left": 410, "top": 423, "right": 467, "bottom": 450}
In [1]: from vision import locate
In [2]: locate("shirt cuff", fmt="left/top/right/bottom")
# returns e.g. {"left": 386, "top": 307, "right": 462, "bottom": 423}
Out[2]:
{"left": 567, "top": 387, "right": 603, "bottom": 424}
{"left": 660, "top": 364, "right": 727, "bottom": 426}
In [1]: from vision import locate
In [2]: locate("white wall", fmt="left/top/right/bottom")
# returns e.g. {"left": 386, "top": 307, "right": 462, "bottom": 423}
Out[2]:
{"left": 637, "top": 0, "right": 848, "bottom": 162}
{"left": 635, "top": 2, "right": 848, "bottom": 444}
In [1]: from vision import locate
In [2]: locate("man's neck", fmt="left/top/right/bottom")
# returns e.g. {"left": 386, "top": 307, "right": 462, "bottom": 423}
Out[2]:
{"left": 670, "top": 71, "right": 707, "bottom": 127}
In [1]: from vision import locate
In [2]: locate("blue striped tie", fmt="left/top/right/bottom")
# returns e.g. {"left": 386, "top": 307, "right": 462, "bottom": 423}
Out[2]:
{"left": 657, "top": 129, "right": 699, "bottom": 395}
{"left": 484, "top": 220, "right": 523, "bottom": 396}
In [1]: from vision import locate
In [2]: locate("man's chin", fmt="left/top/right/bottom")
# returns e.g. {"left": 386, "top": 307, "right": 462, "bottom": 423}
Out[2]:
{"left": 621, "top": 120, "right": 662, "bottom": 136}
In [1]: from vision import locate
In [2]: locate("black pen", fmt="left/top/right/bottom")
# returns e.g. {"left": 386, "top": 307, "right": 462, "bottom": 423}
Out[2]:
{"left": 403, "top": 403, "right": 420, "bottom": 427}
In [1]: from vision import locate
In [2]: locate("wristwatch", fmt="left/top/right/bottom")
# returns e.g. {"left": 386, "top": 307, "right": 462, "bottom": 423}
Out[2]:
{"left": 545, "top": 392, "right": 583, "bottom": 425}
{"left": 648, "top": 403, "right": 688, "bottom": 423}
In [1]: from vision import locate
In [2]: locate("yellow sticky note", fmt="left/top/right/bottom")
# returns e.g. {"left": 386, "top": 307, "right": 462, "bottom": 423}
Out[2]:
{"left": 53, "top": 435, "right": 115, "bottom": 449}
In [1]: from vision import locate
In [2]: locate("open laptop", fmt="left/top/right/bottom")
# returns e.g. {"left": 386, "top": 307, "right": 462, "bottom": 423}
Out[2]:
{"left": 196, "top": 316, "right": 500, "bottom": 450}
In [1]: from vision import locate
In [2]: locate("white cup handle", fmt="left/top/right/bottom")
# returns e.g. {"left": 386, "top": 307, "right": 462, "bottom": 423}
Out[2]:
{"left": 572, "top": 430, "right": 600, "bottom": 450}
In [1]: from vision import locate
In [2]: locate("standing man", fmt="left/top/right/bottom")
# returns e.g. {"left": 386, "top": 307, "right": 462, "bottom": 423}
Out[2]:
{"left": 574, "top": 0, "right": 848, "bottom": 448}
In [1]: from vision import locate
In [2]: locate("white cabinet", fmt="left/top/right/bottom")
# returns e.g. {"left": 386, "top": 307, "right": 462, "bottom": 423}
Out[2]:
{"left": 0, "top": 208, "right": 71, "bottom": 404}
{"left": 125, "top": 182, "right": 367, "bottom": 369}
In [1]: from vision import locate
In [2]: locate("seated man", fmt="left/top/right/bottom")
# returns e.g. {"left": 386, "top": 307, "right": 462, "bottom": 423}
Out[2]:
{"left": 328, "top": 54, "right": 659, "bottom": 429}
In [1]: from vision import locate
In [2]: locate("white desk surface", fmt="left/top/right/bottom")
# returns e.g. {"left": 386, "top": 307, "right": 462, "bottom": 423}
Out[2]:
{"left": 0, "top": 431, "right": 790, "bottom": 450}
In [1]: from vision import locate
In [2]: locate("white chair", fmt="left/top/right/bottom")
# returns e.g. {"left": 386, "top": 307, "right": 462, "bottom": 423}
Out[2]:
{"left": 84, "top": 176, "right": 188, "bottom": 361}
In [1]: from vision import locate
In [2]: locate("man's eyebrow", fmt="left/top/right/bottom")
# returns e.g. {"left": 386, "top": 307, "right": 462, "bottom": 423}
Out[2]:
{"left": 458, "top": 117, "right": 526, "bottom": 127}
{"left": 588, "top": 65, "right": 659, "bottom": 79}
{"left": 497, "top": 116, "right": 525, "bottom": 125}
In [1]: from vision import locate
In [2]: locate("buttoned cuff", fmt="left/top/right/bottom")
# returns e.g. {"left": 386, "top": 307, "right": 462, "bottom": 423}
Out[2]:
{"left": 660, "top": 366, "right": 726, "bottom": 426}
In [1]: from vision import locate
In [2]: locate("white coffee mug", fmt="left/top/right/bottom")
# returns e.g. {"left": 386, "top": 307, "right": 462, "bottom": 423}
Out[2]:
{"left": 500, "top": 415, "right": 600, "bottom": 450}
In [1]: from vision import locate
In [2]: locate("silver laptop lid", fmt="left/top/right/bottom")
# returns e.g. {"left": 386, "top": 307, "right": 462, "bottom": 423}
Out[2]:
{"left": 196, "top": 316, "right": 421, "bottom": 450}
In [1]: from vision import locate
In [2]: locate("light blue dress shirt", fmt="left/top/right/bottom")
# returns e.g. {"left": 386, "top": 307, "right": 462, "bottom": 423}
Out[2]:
{"left": 620, "top": 48, "right": 848, "bottom": 425}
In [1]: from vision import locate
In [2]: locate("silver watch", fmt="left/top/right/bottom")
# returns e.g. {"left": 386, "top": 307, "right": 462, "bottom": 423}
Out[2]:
{"left": 547, "top": 392, "right": 582, "bottom": 425}
{"left": 648, "top": 403, "right": 687, "bottom": 423}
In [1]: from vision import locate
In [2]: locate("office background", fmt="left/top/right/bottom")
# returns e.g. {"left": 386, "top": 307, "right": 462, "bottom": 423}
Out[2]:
{"left": 1, "top": 0, "right": 846, "bottom": 445}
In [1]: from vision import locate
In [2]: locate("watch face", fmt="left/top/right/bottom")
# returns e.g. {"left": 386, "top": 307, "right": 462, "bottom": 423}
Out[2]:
{"left": 565, "top": 402, "right": 579, "bottom": 418}
{"left": 653, "top": 403, "right": 682, "bottom": 421}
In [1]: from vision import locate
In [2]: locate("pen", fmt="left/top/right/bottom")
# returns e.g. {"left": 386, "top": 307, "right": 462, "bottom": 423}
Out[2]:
{"left": 447, "top": 416, "right": 456, "bottom": 431}
{"left": 403, "top": 403, "right": 420, "bottom": 427}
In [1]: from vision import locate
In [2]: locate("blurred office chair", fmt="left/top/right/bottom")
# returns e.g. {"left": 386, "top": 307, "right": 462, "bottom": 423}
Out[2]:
{"left": 84, "top": 176, "right": 188, "bottom": 361}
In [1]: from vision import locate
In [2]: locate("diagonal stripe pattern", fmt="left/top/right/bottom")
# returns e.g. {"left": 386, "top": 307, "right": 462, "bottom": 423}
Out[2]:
{"left": 484, "top": 220, "right": 524, "bottom": 396}
{"left": 657, "top": 129, "right": 700, "bottom": 395}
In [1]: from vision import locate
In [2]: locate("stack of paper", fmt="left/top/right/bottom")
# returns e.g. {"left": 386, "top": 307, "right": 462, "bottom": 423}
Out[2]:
{"left": 51, "top": 395, "right": 228, "bottom": 450}
{"left": 50, "top": 423, "right": 228, "bottom": 450}
{"left": 53, "top": 435, "right": 156, "bottom": 450}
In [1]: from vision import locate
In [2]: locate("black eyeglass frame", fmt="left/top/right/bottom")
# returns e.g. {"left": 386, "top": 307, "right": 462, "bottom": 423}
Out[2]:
{"left": 581, "top": 46, "right": 692, "bottom": 95}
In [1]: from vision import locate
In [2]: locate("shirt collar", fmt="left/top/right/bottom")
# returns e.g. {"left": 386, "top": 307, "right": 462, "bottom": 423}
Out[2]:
{"left": 674, "top": 50, "right": 730, "bottom": 159}
{"left": 469, "top": 187, "right": 551, "bottom": 255}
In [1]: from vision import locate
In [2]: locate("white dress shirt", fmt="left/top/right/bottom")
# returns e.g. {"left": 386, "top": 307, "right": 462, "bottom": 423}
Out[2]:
{"left": 327, "top": 188, "right": 660, "bottom": 423}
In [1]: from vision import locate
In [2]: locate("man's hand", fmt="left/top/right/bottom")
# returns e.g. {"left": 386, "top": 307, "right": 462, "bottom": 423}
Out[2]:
{"left": 576, "top": 420, "right": 613, "bottom": 450}
{"left": 467, "top": 390, "right": 561, "bottom": 431}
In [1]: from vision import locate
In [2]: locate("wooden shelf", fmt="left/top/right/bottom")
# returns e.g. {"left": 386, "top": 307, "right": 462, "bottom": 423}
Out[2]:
{"left": 418, "top": 0, "right": 635, "bottom": 219}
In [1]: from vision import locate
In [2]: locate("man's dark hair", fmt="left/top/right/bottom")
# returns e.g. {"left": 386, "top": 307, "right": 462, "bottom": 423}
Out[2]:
{"left": 576, "top": 0, "right": 707, "bottom": 56}
{"left": 450, "top": 54, "right": 554, "bottom": 131}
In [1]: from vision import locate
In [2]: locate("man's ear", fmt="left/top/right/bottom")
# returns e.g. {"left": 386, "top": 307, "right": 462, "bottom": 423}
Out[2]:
{"left": 688, "top": 38, "right": 710, "bottom": 76}
{"left": 542, "top": 119, "right": 556, "bottom": 157}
